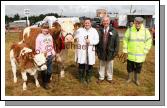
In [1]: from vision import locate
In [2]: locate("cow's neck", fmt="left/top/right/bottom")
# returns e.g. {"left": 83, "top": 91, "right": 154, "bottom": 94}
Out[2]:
{"left": 20, "top": 59, "right": 36, "bottom": 70}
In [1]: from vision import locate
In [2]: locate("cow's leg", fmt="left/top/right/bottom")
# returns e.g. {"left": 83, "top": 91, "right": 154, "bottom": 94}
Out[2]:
{"left": 60, "top": 71, "right": 65, "bottom": 78}
{"left": 60, "top": 63, "right": 65, "bottom": 78}
{"left": 10, "top": 49, "right": 17, "bottom": 83}
{"left": 50, "top": 75, "right": 52, "bottom": 81}
{"left": 34, "top": 72, "right": 40, "bottom": 88}
{"left": 59, "top": 50, "right": 67, "bottom": 78}
{"left": 21, "top": 72, "right": 27, "bottom": 90}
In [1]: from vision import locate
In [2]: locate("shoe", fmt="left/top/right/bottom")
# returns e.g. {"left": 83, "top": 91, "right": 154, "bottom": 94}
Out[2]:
{"left": 85, "top": 69, "right": 93, "bottom": 84}
{"left": 134, "top": 72, "right": 140, "bottom": 86}
{"left": 126, "top": 72, "right": 132, "bottom": 83}
{"left": 96, "top": 79, "right": 104, "bottom": 84}
{"left": 107, "top": 80, "right": 115, "bottom": 84}
{"left": 135, "top": 80, "right": 140, "bottom": 86}
{"left": 78, "top": 69, "right": 85, "bottom": 83}
{"left": 43, "top": 83, "right": 51, "bottom": 90}
{"left": 126, "top": 79, "right": 131, "bottom": 83}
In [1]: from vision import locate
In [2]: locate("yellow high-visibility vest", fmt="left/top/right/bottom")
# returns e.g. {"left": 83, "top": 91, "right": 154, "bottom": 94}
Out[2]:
{"left": 123, "top": 24, "right": 152, "bottom": 63}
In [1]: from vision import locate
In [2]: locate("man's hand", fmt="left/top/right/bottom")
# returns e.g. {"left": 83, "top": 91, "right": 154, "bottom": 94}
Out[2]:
{"left": 85, "top": 38, "right": 90, "bottom": 44}
{"left": 122, "top": 53, "right": 128, "bottom": 63}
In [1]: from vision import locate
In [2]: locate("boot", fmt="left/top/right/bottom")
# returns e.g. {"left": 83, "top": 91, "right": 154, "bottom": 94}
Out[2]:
{"left": 134, "top": 72, "right": 140, "bottom": 86}
{"left": 79, "top": 69, "right": 85, "bottom": 83}
{"left": 46, "top": 73, "right": 52, "bottom": 89}
{"left": 43, "top": 83, "right": 50, "bottom": 90}
{"left": 41, "top": 71, "right": 46, "bottom": 84}
{"left": 126, "top": 72, "right": 133, "bottom": 83}
{"left": 86, "top": 69, "right": 93, "bottom": 84}
{"left": 47, "top": 73, "right": 52, "bottom": 83}
{"left": 42, "top": 71, "right": 51, "bottom": 90}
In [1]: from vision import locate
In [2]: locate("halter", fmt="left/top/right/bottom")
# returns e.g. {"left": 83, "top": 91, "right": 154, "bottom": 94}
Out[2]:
{"left": 59, "top": 31, "right": 73, "bottom": 38}
{"left": 64, "top": 32, "right": 73, "bottom": 37}
{"left": 33, "top": 60, "right": 47, "bottom": 69}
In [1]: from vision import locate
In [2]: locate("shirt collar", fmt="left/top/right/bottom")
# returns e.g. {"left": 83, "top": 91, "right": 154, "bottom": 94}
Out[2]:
{"left": 103, "top": 26, "right": 109, "bottom": 32}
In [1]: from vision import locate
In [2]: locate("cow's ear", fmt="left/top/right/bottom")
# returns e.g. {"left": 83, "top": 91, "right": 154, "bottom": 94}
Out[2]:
{"left": 31, "top": 52, "right": 35, "bottom": 58}
{"left": 33, "top": 50, "right": 37, "bottom": 55}
{"left": 28, "top": 52, "right": 34, "bottom": 59}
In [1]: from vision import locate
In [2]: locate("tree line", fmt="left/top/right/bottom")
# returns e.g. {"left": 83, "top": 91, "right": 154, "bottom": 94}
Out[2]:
{"left": 5, "top": 13, "right": 60, "bottom": 25}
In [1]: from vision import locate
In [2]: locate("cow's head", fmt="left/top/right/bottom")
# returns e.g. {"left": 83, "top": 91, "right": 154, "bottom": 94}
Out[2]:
{"left": 60, "top": 19, "right": 74, "bottom": 43}
{"left": 33, "top": 53, "right": 47, "bottom": 71}
{"left": 19, "top": 47, "right": 47, "bottom": 71}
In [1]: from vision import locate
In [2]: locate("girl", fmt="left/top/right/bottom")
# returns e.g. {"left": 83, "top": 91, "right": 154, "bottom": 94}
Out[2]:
{"left": 36, "top": 23, "right": 55, "bottom": 89}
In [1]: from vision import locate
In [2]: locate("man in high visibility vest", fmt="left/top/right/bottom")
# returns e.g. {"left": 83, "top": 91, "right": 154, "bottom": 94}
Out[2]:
{"left": 123, "top": 17, "right": 152, "bottom": 86}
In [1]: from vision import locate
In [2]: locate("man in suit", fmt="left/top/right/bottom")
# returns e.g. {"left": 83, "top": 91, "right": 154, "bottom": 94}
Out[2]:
{"left": 96, "top": 16, "right": 119, "bottom": 84}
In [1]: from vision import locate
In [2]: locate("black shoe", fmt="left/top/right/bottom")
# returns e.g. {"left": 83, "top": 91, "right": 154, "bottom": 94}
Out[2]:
{"left": 107, "top": 80, "right": 115, "bottom": 84}
{"left": 85, "top": 69, "right": 93, "bottom": 84}
{"left": 43, "top": 83, "right": 51, "bottom": 90}
{"left": 79, "top": 69, "right": 85, "bottom": 83}
{"left": 96, "top": 79, "right": 104, "bottom": 84}
{"left": 47, "top": 74, "right": 52, "bottom": 83}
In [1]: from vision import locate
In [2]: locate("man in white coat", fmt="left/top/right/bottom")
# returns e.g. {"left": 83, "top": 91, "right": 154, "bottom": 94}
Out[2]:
{"left": 75, "top": 18, "right": 99, "bottom": 84}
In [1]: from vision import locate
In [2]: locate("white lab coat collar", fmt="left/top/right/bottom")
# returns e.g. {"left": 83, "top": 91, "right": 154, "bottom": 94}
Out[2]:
{"left": 84, "top": 27, "right": 92, "bottom": 32}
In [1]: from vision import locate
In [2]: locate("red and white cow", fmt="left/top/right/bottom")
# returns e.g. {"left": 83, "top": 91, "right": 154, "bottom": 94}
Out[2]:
{"left": 10, "top": 43, "right": 47, "bottom": 90}
{"left": 19, "top": 19, "right": 74, "bottom": 78}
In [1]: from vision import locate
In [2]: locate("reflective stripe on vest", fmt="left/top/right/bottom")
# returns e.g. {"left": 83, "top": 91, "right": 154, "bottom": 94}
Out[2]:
{"left": 129, "top": 39, "right": 145, "bottom": 42}
{"left": 128, "top": 52, "right": 145, "bottom": 56}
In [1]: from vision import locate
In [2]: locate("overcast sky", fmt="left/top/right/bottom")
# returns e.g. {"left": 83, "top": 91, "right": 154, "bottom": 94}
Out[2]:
{"left": 5, "top": 5, "right": 155, "bottom": 18}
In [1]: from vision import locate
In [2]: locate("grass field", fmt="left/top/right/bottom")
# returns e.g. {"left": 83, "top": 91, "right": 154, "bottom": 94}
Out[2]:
{"left": 5, "top": 32, "right": 155, "bottom": 96}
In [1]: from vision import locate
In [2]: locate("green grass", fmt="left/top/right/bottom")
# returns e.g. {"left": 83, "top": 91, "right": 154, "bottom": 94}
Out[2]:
{"left": 5, "top": 32, "right": 155, "bottom": 96}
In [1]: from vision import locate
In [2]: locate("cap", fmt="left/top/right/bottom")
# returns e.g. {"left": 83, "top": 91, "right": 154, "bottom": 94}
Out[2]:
{"left": 134, "top": 17, "right": 144, "bottom": 23}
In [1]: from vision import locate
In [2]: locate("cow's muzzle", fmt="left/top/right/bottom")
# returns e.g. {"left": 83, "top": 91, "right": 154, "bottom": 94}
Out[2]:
{"left": 34, "top": 62, "right": 47, "bottom": 71}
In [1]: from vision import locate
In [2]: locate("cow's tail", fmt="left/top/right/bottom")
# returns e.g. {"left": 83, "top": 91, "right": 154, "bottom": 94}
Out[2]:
{"left": 19, "top": 30, "right": 24, "bottom": 41}
{"left": 10, "top": 47, "right": 17, "bottom": 83}
{"left": 19, "top": 30, "right": 25, "bottom": 44}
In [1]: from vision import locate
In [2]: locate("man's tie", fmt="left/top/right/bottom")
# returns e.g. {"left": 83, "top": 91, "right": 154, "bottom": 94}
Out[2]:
{"left": 104, "top": 28, "right": 107, "bottom": 36}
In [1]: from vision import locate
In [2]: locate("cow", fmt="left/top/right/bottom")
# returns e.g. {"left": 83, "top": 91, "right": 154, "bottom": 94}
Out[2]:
{"left": 10, "top": 42, "right": 47, "bottom": 90}
{"left": 19, "top": 19, "right": 75, "bottom": 78}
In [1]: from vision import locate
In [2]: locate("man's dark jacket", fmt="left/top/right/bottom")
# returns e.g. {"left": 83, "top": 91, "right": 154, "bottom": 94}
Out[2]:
{"left": 96, "top": 25, "right": 119, "bottom": 61}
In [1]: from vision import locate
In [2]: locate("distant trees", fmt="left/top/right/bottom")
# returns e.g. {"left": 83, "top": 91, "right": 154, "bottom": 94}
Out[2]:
{"left": 5, "top": 13, "right": 60, "bottom": 25}
{"left": 13, "top": 13, "right": 20, "bottom": 20}
{"left": 5, "top": 15, "right": 10, "bottom": 24}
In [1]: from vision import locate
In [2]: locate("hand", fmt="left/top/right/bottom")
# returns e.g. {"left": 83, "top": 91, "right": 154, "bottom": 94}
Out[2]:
{"left": 122, "top": 53, "right": 128, "bottom": 63}
{"left": 85, "top": 39, "right": 90, "bottom": 44}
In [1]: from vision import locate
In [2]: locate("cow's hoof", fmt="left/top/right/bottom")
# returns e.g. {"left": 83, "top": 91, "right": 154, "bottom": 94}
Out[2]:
{"left": 23, "top": 87, "right": 27, "bottom": 91}
{"left": 60, "top": 74, "right": 65, "bottom": 78}
{"left": 14, "top": 79, "right": 17, "bottom": 83}
{"left": 60, "top": 71, "right": 65, "bottom": 78}
{"left": 50, "top": 76, "right": 52, "bottom": 80}
{"left": 36, "top": 84, "right": 40, "bottom": 88}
